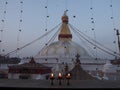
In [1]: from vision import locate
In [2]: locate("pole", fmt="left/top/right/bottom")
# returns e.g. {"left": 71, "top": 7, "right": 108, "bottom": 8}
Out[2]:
{"left": 67, "top": 79, "right": 69, "bottom": 85}
{"left": 59, "top": 79, "right": 61, "bottom": 85}
{"left": 51, "top": 79, "right": 53, "bottom": 85}
{"left": 116, "top": 29, "right": 120, "bottom": 54}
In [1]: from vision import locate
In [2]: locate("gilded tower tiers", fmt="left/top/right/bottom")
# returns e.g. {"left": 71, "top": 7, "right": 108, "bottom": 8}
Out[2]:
{"left": 58, "top": 11, "right": 72, "bottom": 41}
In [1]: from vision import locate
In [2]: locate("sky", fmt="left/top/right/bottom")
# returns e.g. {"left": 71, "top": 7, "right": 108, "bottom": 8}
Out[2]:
{"left": 0, "top": 0, "right": 120, "bottom": 59}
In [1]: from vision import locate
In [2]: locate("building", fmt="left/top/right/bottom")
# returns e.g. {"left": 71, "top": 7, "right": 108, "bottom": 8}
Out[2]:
{"left": 8, "top": 57, "right": 51, "bottom": 79}
{"left": 0, "top": 55, "right": 20, "bottom": 78}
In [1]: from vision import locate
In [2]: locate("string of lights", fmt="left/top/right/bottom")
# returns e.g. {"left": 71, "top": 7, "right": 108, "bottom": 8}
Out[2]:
{"left": 90, "top": 0, "right": 98, "bottom": 63}
{"left": 109, "top": 0, "right": 119, "bottom": 59}
{"left": 16, "top": 0, "right": 24, "bottom": 57}
{"left": 0, "top": 0, "right": 8, "bottom": 55}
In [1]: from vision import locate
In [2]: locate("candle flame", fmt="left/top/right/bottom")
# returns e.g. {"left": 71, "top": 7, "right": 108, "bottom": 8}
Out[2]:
{"left": 59, "top": 73, "right": 62, "bottom": 77}
{"left": 68, "top": 73, "right": 70, "bottom": 77}
{"left": 51, "top": 73, "right": 54, "bottom": 77}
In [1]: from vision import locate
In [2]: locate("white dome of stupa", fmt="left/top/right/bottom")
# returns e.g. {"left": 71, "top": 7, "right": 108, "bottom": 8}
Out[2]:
{"left": 40, "top": 40, "right": 90, "bottom": 58}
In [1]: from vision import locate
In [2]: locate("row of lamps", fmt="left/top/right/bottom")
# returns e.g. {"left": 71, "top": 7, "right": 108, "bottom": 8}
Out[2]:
{"left": 50, "top": 72, "right": 71, "bottom": 85}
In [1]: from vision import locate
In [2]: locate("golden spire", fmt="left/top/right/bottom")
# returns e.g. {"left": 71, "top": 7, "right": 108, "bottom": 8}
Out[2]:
{"left": 58, "top": 10, "right": 72, "bottom": 41}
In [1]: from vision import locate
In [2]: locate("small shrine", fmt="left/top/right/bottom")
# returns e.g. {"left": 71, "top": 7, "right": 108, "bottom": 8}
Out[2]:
{"left": 70, "top": 54, "right": 97, "bottom": 80}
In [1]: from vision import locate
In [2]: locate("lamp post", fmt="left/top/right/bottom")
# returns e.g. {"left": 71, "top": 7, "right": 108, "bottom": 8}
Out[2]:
{"left": 58, "top": 73, "right": 62, "bottom": 85}
{"left": 50, "top": 73, "right": 55, "bottom": 85}
{"left": 66, "top": 73, "right": 71, "bottom": 85}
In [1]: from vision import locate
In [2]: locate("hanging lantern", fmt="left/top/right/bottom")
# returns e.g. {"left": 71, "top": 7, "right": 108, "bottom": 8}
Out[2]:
{"left": 20, "top": 1, "right": 23, "bottom": 4}
{"left": 6, "top": 2, "right": 8, "bottom": 4}
{"left": 110, "top": 17, "right": 113, "bottom": 19}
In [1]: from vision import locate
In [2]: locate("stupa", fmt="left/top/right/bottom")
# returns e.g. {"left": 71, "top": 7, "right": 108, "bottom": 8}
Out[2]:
{"left": 35, "top": 11, "right": 92, "bottom": 72}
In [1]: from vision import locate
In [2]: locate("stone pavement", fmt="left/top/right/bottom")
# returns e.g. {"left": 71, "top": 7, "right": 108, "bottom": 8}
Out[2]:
{"left": 0, "top": 79, "right": 120, "bottom": 88}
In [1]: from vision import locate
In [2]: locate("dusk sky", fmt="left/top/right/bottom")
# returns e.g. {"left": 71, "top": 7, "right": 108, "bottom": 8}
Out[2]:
{"left": 0, "top": 0, "right": 120, "bottom": 59}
